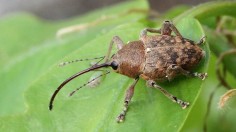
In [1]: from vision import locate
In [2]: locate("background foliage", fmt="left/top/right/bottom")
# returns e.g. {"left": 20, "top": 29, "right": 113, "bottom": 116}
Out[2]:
{"left": 0, "top": 0, "right": 236, "bottom": 131}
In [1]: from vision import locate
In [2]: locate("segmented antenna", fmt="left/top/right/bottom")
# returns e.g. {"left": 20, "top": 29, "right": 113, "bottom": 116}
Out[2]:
{"left": 69, "top": 70, "right": 110, "bottom": 96}
{"left": 59, "top": 56, "right": 105, "bottom": 67}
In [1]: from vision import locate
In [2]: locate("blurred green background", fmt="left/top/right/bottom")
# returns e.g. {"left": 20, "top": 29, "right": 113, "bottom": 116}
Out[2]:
{"left": 0, "top": 0, "right": 236, "bottom": 131}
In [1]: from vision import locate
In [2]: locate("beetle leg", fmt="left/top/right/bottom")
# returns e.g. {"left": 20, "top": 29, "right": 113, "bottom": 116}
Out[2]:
{"left": 140, "top": 21, "right": 183, "bottom": 39}
{"left": 117, "top": 77, "right": 139, "bottom": 123}
{"left": 196, "top": 36, "right": 206, "bottom": 45}
{"left": 140, "top": 28, "right": 161, "bottom": 38}
{"left": 147, "top": 80, "right": 189, "bottom": 109}
{"left": 161, "top": 20, "right": 183, "bottom": 38}
{"left": 166, "top": 64, "right": 208, "bottom": 80}
{"left": 105, "top": 36, "right": 124, "bottom": 62}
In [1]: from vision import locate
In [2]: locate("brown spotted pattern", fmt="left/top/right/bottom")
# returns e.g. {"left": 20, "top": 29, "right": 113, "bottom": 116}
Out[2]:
{"left": 141, "top": 35, "right": 204, "bottom": 81}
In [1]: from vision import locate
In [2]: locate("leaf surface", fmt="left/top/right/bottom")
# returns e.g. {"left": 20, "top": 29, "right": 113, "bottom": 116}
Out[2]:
{"left": 0, "top": 1, "right": 210, "bottom": 132}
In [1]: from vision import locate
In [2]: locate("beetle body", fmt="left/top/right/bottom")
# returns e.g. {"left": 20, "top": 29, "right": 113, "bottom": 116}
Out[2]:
{"left": 49, "top": 21, "right": 207, "bottom": 123}
{"left": 112, "top": 35, "right": 204, "bottom": 81}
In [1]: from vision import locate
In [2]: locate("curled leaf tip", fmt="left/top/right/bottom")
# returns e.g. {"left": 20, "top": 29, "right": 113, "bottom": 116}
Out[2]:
{"left": 219, "top": 89, "right": 236, "bottom": 109}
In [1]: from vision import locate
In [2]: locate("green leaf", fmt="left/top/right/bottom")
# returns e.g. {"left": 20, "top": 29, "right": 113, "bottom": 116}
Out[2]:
{"left": 181, "top": 53, "right": 236, "bottom": 132}
{"left": 172, "top": 1, "right": 236, "bottom": 77}
{"left": 0, "top": 0, "right": 148, "bottom": 116}
{"left": 162, "top": 5, "right": 190, "bottom": 19}
{"left": 204, "top": 27, "right": 236, "bottom": 77}
{"left": 174, "top": 1, "right": 236, "bottom": 22}
{"left": 0, "top": 7, "right": 210, "bottom": 131}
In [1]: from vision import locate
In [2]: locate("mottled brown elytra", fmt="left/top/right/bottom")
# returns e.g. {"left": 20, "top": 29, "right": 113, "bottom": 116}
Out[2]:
{"left": 49, "top": 21, "right": 207, "bottom": 123}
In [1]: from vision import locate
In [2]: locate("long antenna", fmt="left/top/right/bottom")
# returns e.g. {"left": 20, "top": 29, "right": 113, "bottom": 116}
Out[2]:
{"left": 49, "top": 62, "right": 110, "bottom": 110}
{"left": 59, "top": 56, "right": 105, "bottom": 67}
{"left": 69, "top": 70, "right": 111, "bottom": 96}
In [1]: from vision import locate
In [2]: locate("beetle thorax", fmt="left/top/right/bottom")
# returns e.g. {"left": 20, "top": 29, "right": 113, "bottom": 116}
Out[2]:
{"left": 111, "top": 40, "right": 145, "bottom": 78}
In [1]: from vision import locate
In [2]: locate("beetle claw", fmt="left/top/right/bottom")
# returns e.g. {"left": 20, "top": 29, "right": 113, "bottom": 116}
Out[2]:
{"left": 117, "top": 113, "right": 125, "bottom": 123}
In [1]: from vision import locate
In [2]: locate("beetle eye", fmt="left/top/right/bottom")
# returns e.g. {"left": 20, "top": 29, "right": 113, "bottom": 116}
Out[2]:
{"left": 111, "top": 61, "right": 118, "bottom": 70}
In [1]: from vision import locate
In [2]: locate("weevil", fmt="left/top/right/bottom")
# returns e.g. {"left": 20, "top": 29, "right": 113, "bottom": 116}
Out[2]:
{"left": 49, "top": 21, "right": 207, "bottom": 123}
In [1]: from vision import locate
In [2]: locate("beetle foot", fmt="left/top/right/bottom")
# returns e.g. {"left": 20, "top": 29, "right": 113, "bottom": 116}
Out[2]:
{"left": 117, "top": 113, "right": 125, "bottom": 123}
{"left": 197, "top": 36, "right": 207, "bottom": 45}
{"left": 175, "top": 98, "right": 190, "bottom": 109}
{"left": 180, "top": 101, "right": 190, "bottom": 109}
{"left": 197, "top": 73, "right": 208, "bottom": 80}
